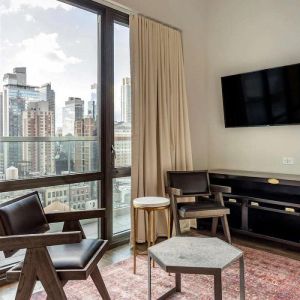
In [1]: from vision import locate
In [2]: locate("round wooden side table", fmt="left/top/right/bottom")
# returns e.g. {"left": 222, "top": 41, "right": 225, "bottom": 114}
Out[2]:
{"left": 133, "top": 196, "right": 171, "bottom": 274}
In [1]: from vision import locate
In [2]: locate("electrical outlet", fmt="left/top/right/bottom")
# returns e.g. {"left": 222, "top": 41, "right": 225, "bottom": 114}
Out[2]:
{"left": 282, "top": 157, "right": 295, "bottom": 165}
{"left": 282, "top": 157, "right": 288, "bottom": 165}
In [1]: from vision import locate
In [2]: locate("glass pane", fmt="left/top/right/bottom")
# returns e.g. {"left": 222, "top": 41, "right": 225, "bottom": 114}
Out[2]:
{"left": 113, "top": 23, "right": 131, "bottom": 168}
{"left": 0, "top": 180, "right": 100, "bottom": 267}
{"left": 0, "top": 1, "right": 100, "bottom": 180}
{"left": 0, "top": 138, "right": 100, "bottom": 181}
{"left": 113, "top": 177, "right": 131, "bottom": 234}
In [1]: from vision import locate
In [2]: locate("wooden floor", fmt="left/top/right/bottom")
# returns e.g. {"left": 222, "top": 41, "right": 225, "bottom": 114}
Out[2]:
{"left": 0, "top": 229, "right": 299, "bottom": 299}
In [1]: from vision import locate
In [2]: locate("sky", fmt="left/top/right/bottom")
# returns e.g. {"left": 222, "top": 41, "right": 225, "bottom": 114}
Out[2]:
{"left": 0, "top": 0, "right": 130, "bottom": 128}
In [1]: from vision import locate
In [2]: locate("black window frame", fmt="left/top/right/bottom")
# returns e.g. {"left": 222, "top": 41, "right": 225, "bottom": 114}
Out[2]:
{"left": 0, "top": 0, "right": 131, "bottom": 276}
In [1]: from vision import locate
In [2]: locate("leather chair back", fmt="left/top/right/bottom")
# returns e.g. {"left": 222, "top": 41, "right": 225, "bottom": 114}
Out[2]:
{"left": 0, "top": 192, "right": 49, "bottom": 257}
{"left": 167, "top": 171, "right": 210, "bottom": 195}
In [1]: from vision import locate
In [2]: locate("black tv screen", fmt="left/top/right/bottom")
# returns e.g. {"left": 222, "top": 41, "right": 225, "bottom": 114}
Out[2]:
{"left": 221, "top": 63, "right": 300, "bottom": 127}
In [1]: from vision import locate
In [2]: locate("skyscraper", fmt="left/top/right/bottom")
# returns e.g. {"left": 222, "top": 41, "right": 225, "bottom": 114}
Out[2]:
{"left": 120, "top": 77, "right": 131, "bottom": 123}
{"left": 87, "top": 83, "right": 97, "bottom": 120}
{"left": 13, "top": 67, "right": 27, "bottom": 85}
{"left": 114, "top": 121, "right": 131, "bottom": 167}
{"left": 2, "top": 68, "right": 40, "bottom": 170}
{"left": 39, "top": 83, "right": 56, "bottom": 128}
{"left": 74, "top": 117, "right": 97, "bottom": 172}
{"left": 0, "top": 93, "right": 3, "bottom": 175}
{"left": 62, "top": 97, "right": 84, "bottom": 136}
{"left": 22, "top": 101, "right": 55, "bottom": 175}
{"left": 0, "top": 92, "right": 3, "bottom": 137}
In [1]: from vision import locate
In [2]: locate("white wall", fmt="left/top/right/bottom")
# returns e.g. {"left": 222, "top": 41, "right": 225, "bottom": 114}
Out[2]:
{"left": 206, "top": 0, "right": 300, "bottom": 174}
{"left": 107, "top": 0, "right": 300, "bottom": 174}
{"left": 110, "top": 0, "right": 209, "bottom": 169}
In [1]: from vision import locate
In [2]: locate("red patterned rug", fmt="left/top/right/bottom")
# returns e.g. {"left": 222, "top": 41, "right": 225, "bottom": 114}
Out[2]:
{"left": 32, "top": 244, "right": 300, "bottom": 299}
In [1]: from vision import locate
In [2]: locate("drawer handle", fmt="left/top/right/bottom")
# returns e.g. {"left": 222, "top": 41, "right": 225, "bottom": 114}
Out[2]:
{"left": 251, "top": 201, "right": 259, "bottom": 206}
{"left": 268, "top": 178, "right": 279, "bottom": 185}
{"left": 285, "top": 207, "right": 295, "bottom": 213}
{"left": 228, "top": 198, "right": 237, "bottom": 203}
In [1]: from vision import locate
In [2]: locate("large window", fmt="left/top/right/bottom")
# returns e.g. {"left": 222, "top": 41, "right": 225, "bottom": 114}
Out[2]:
{"left": 0, "top": 0, "right": 99, "bottom": 179}
{"left": 113, "top": 22, "right": 131, "bottom": 234}
{"left": 0, "top": 0, "right": 131, "bottom": 268}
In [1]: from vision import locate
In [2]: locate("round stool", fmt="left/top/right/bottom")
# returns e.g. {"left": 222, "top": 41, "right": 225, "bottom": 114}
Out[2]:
{"left": 133, "top": 196, "right": 171, "bottom": 274}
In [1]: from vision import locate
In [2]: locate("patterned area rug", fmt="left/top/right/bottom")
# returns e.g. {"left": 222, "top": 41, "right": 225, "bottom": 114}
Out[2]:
{"left": 32, "top": 244, "right": 300, "bottom": 299}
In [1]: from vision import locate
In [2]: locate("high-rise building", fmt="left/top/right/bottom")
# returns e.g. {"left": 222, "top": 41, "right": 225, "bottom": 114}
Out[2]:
{"left": 120, "top": 77, "right": 131, "bottom": 123}
{"left": 114, "top": 121, "right": 131, "bottom": 167}
{"left": 22, "top": 101, "right": 55, "bottom": 175}
{"left": 0, "top": 93, "right": 3, "bottom": 175}
{"left": 87, "top": 83, "right": 97, "bottom": 120}
{"left": 0, "top": 92, "right": 3, "bottom": 137}
{"left": 2, "top": 68, "right": 40, "bottom": 170}
{"left": 13, "top": 67, "right": 27, "bottom": 85}
{"left": 39, "top": 83, "right": 55, "bottom": 128}
{"left": 74, "top": 117, "right": 97, "bottom": 172}
{"left": 62, "top": 97, "right": 84, "bottom": 136}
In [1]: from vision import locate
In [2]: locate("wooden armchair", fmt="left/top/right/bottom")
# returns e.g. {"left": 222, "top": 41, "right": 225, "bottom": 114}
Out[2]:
{"left": 166, "top": 170, "right": 232, "bottom": 243}
{"left": 0, "top": 192, "right": 110, "bottom": 300}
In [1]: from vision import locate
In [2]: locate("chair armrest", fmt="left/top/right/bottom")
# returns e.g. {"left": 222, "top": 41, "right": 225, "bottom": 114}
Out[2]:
{"left": 0, "top": 231, "right": 82, "bottom": 251}
{"left": 45, "top": 209, "right": 106, "bottom": 223}
{"left": 210, "top": 184, "right": 231, "bottom": 194}
{"left": 165, "top": 187, "right": 182, "bottom": 196}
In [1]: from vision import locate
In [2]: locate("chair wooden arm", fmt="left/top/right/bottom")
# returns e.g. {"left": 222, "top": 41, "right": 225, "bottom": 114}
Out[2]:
{"left": 45, "top": 209, "right": 106, "bottom": 223}
{"left": 210, "top": 184, "right": 231, "bottom": 194}
{"left": 0, "top": 231, "right": 82, "bottom": 251}
{"left": 165, "top": 186, "right": 182, "bottom": 196}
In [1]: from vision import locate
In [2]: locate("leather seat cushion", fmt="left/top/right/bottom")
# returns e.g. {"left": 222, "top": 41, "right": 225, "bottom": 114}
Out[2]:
{"left": 177, "top": 200, "right": 229, "bottom": 218}
{"left": 16, "top": 239, "right": 104, "bottom": 270}
{"left": 177, "top": 200, "right": 224, "bottom": 212}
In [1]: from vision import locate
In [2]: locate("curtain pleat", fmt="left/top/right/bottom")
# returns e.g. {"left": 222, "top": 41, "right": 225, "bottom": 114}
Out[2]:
{"left": 130, "top": 15, "right": 194, "bottom": 243}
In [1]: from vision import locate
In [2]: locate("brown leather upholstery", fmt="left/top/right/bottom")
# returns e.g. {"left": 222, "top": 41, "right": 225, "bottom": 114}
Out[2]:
{"left": 0, "top": 192, "right": 49, "bottom": 257}
{"left": 16, "top": 239, "right": 104, "bottom": 270}
{"left": 167, "top": 171, "right": 210, "bottom": 195}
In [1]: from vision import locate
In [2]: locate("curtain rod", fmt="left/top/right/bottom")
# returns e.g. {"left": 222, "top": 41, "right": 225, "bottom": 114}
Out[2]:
{"left": 94, "top": 0, "right": 182, "bottom": 33}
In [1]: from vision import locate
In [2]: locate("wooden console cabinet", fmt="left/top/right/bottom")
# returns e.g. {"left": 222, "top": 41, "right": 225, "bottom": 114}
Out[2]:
{"left": 206, "top": 169, "right": 300, "bottom": 248}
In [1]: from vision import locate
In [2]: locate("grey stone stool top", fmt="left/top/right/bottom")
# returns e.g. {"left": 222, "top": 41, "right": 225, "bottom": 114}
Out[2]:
{"left": 148, "top": 237, "right": 245, "bottom": 300}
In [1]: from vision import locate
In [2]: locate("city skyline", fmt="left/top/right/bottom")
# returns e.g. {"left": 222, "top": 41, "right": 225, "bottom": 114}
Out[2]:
{"left": 0, "top": 0, "right": 130, "bottom": 127}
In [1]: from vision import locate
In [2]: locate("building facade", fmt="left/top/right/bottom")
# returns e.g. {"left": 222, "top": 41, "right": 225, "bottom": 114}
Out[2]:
{"left": 74, "top": 117, "right": 97, "bottom": 172}
{"left": 22, "top": 101, "right": 55, "bottom": 175}
{"left": 62, "top": 97, "right": 84, "bottom": 136}
{"left": 121, "top": 77, "right": 131, "bottom": 123}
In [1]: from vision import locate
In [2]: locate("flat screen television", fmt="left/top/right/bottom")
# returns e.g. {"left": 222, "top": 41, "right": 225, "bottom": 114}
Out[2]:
{"left": 221, "top": 63, "right": 300, "bottom": 127}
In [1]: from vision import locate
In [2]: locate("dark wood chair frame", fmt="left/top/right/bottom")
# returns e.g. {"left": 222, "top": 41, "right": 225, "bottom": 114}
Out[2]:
{"left": 0, "top": 209, "right": 110, "bottom": 300}
{"left": 166, "top": 171, "right": 232, "bottom": 243}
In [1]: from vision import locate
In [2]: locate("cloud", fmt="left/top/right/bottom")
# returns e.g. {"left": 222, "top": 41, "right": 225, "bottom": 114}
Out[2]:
{"left": 0, "top": 0, "right": 72, "bottom": 15}
{"left": 25, "top": 14, "right": 35, "bottom": 22}
{"left": 14, "top": 33, "right": 81, "bottom": 82}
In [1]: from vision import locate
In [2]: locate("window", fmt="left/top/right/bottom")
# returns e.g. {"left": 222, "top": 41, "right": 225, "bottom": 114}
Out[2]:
{"left": 0, "top": 0, "right": 130, "bottom": 269}
{"left": 113, "top": 22, "right": 131, "bottom": 236}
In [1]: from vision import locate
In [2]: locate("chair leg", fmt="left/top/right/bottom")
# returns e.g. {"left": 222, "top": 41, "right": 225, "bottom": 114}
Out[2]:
{"left": 221, "top": 215, "right": 231, "bottom": 244}
{"left": 15, "top": 250, "right": 37, "bottom": 300}
{"left": 170, "top": 195, "right": 181, "bottom": 236}
{"left": 169, "top": 208, "right": 174, "bottom": 237}
{"left": 211, "top": 217, "right": 218, "bottom": 236}
{"left": 133, "top": 207, "right": 138, "bottom": 274}
{"left": 90, "top": 266, "right": 111, "bottom": 300}
{"left": 35, "top": 248, "right": 67, "bottom": 300}
{"left": 174, "top": 212, "right": 181, "bottom": 236}
{"left": 164, "top": 207, "right": 171, "bottom": 239}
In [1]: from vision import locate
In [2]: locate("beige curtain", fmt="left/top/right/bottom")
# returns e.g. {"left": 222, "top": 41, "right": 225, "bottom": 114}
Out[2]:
{"left": 130, "top": 15, "right": 193, "bottom": 243}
